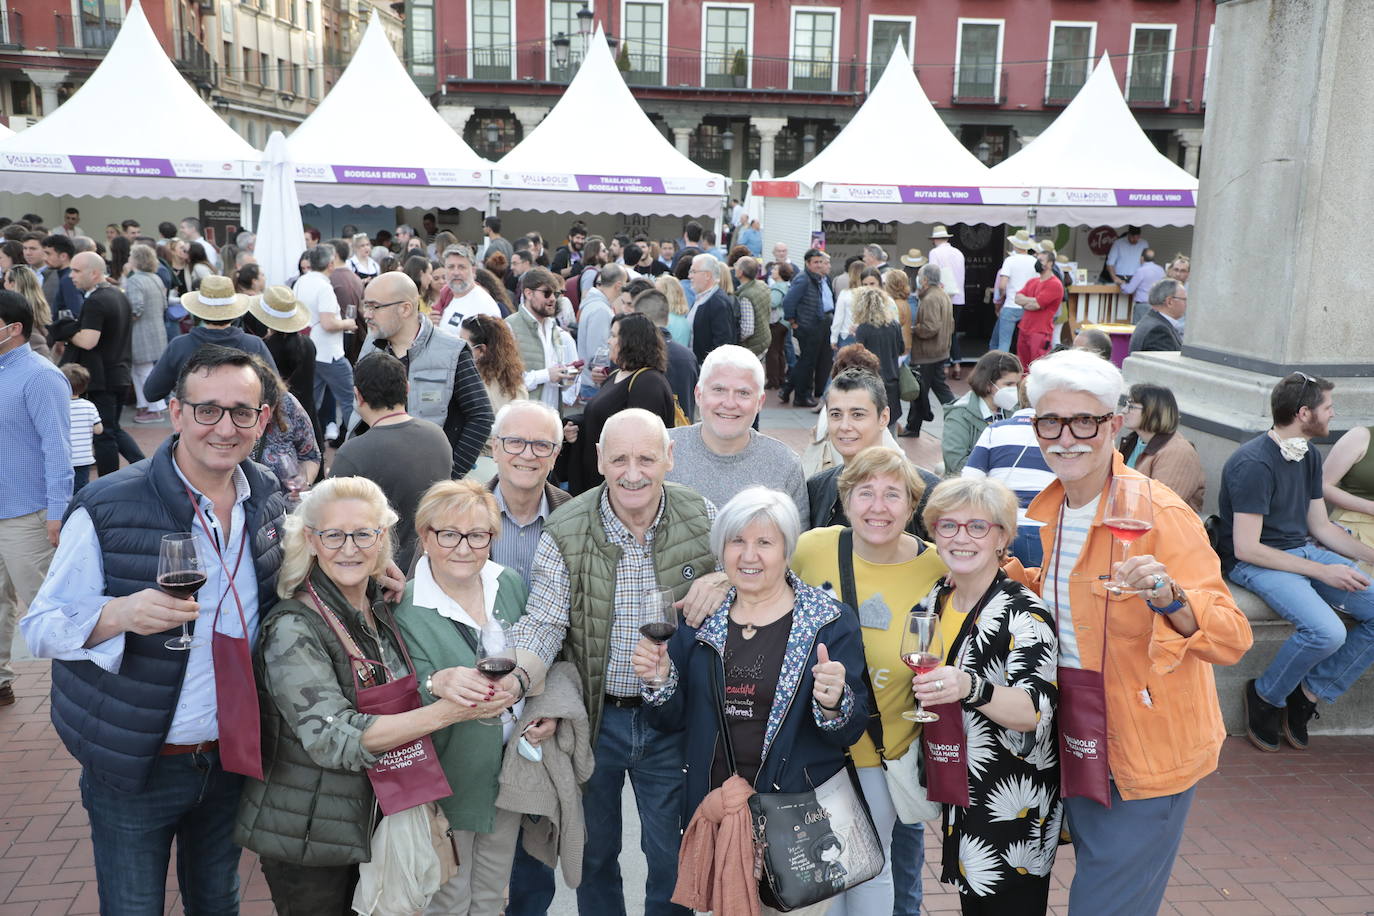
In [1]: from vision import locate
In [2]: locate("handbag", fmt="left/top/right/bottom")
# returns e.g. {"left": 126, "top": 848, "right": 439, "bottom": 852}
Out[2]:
{"left": 353, "top": 801, "right": 460, "bottom": 916}
{"left": 898, "top": 363, "right": 921, "bottom": 403}
{"left": 836, "top": 529, "right": 941, "bottom": 824}
{"left": 712, "top": 644, "right": 883, "bottom": 911}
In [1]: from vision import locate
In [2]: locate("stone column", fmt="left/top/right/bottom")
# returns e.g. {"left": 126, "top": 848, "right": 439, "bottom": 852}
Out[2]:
{"left": 1124, "top": 0, "right": 1374, "bottom": 513}
{"left": 670, "top": 127, "right": 693, "bottom": 156}
{"left": 752, "top": 116, "right": 787, "bottom": 178}
{"left": 439, "top": 104, "right": 475, "bottom": 135}
{"left": 24, "top": 68, "right": 68, "bottom": 117}
{"left": 508, "top": 105, "right": 548, "bottom": 136}
{"left": 1175, "top": 128, "right": 1204, "bottom": 177}
{"left": 1016, "top": 132, "right": 1038, "bottom": 151}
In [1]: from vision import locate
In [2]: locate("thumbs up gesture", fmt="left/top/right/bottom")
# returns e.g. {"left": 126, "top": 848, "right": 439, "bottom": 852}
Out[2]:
{"left": 811, "top": 642, "right": 847, "bottom": 717}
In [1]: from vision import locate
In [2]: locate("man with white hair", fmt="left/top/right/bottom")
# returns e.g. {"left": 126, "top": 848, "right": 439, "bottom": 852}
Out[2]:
{"left": 485, "top": 401, "right": 571, "bottom": 586}
{"left": 437, "top": 244, "right": 501, "bottom": 330}
{"left": 576, "top": 264, "right": 624, "bottom": 395}
{"left": 1013, "top": 349, "right": 1251, "bottom": 915}
{"left": 689, "top": 252, "right": 737, "bottom": 365}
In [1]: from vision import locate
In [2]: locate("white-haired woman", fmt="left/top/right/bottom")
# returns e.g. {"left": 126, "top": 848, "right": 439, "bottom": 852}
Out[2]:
{"left": 125, "top": 243, "right": 169, "bottom": 422}
{"left": 347, "top": 232, "right": 379, "bottom": 282}
{"left": 235, "top": 477, "right": 510, "bottom": 914}
{"left": 914, "top": 477, "right": 1060, "bottom": 915}
{"left": 634, "top": 487, "right": 870, "bottom": 916}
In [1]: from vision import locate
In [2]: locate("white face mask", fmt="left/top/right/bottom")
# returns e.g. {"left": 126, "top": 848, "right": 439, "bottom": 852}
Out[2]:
{"left": 992, "top": 386, "right": 1021, "bottom": 412}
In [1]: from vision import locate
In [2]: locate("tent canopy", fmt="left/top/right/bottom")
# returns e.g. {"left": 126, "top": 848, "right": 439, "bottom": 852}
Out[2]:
{"left": 494, "top": 28, "right": 727, "bottom": 217}
{"left": 0, "top": 0, "right": 257, "bottom": 201}
{"left": 989, "top": 54, "right": 1199, "bottom": 227}
{"left": 280, "top": 12, "right": 493, "bottom": 208}
{"left": 762, "top": 43, "right": 1031, "bottom": 224}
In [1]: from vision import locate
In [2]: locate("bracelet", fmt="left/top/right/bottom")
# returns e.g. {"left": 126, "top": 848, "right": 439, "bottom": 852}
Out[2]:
{"left": 512, "top": 666, "right": 531, "bottom": 699}
{"left": 424, "top": 674, "right": 435, "bottom": 700}
{"left": 1146, "top": 585, "right": 1187, "bottom": 615}
{"left": 819, "top": 690, "right": 844, "bottom": 712}
{"left": 960, "top": 672, "right": 982, "bottom": 710}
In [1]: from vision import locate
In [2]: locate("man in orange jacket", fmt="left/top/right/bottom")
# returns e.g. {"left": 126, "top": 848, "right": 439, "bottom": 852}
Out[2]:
{"left": 1007, "top": 349, "right": 1253, "bottom": 915}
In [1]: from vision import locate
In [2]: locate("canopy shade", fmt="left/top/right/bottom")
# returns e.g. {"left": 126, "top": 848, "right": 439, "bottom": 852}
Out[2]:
{"left": 988, "top": 54, "right": 1199, "bottom": 227}
{"left": 494, "top": 28, "right": 727, "bottom": 217}
{"left": 280, "top": 11, "right": 493, "bottom": 209}
{"left": 0, "top": 0, "right": 257, "bottom": 201}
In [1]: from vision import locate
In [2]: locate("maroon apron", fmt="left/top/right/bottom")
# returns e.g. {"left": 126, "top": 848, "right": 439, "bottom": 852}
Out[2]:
{"left": 1050, "top": 506, "right": 1113, "bottom": 808}
{"left": 185, "top": 486, "right": 264, "bottom": 781}
{"left": 304, "top": 581, "right": 453, "bottom": 815}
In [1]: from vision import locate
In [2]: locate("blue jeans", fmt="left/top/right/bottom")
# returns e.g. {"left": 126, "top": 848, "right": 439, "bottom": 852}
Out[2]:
{"left": 1012, "top": 524, "right": 1045, "bottom": 567}
{"left": 578, "top": 704, "right": 688, "bottom": 916}
{"left": 1229, "top": 544, "right": 1374, "bottom": 706}
{"left": 889, "top": 820, "right": 924, "bottom": 916}
{"left": 312, "top": 356, "right": 354, "bottom": 430}
{"left": 73, "top": 464, "right": 92, "bottom": 495}
{"left": 992, "top": 306, "right": 1023, "bottom": 353}
{"left": 504, "top": 830, "right": 556, "bottom": 916}
{"left": 80, "top": 749, "right": 245, "bottom": 916}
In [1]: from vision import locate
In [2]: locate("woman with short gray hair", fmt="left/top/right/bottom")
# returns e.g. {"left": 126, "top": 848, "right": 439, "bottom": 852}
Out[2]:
{"left": 124, "top": 242, "right": 169, "bottom": 422}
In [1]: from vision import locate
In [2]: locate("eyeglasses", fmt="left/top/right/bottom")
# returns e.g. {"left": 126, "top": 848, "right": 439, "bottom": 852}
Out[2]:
{"left": 308, "top": 527, "right": 382, "bottom": 550}
{"left": 528, "top": 288, "right": 556, "bottom": 298}
{"left": 182, "top": 401, "right": 265, "bottom": 429}
{"left": 496, "top": 435, "right": 558, "bottom": 458}
{"left": 934, "top": 518, "right": 1003, "bottom": 540}
{"left": 1125, "top": 402, "right": 1143, "bottom": 411}
{"left": 1032, "top": 413, "right": 1115, "bottom": 440}
{"left": 360, "top": 299, "right": 408, "bottom": 313}
{"left": 429, "top": 528, "right": 493, "bottom": 549}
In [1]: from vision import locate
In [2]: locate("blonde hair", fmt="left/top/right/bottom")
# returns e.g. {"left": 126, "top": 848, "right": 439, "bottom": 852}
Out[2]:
{"left": 882, "top": 268, "right": 910, "bottom": 302}
{"left": 716, "top": 261, "right": 734, "bottom": 294}
{"left": 920, "top": 478, "right": 1019, "bottom": 547}
{"left": 6, "top": 264, "right": 50, "bottom": 329}
{"left": 837, "top": 446, "right": 926, "bottom": 516}
{"left": 413, "top": 479, "right": 500, "bottom": 542}
{"left": 656, "top": 273, "right": 689, "bottom": 316}
{"left": 277, "top": 477, "right": 399, "bottom": 598}
{"left": 851, "top": 287, "right": 896, "bottom": 327}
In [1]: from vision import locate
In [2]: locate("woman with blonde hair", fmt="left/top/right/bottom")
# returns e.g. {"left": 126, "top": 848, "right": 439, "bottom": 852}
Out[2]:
{"left": 236, "top": 476, "right": 508, "bottom": 914}
{"left": 657, "top": 272, "right": 693, "bottom": 349}
{"left": 852, "top": 286, "right": 905, "bottom": 434}
{"left": 124, "top": 243, "right": 170, "bottom": 422}
{"left": 3, "top": 264, "right": 54, "bottom": 359}
{"left": 831, "top": 265, "right": 881, "bottom": 348}
{"left": 347, "top": 232, "right": 380, "bottom": 282}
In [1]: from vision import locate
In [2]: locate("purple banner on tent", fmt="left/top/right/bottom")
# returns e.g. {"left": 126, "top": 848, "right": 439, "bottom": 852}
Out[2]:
{"left": 574, "top": 174, "right": 666, "bottom": 194}
{"left": 332, "top": 165, "right": 430, "bottom": 185}
{"left": 1113, "top": 189, "right": 1195, "bottom": 207}
{"left": 897, "top": 186, "right": 984, "bottom": 204}
{"left": 70, "top": 156, "right": 175, "bottom": 177}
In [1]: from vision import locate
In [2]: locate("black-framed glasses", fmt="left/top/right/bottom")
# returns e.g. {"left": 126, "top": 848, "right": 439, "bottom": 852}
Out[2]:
{"left": 496, "top": 435, "right": 558, "bottom": 458}
{"left": 182, "top": 401, "right": 265, "bottom": 429}
{"left": 308, "top": 527, "right": 382, "bottom": 550}
{"left": 360, "top": 298, "right": 408, "bottom": 313}
{"left": 1032, "top": 413, "right": 1115, "bottom": 440}
{"left": 933, "top": 518, "right": 1003, "bottom": 540}
{"left": 429, "top": 528, "right": 493, "bottom": 549}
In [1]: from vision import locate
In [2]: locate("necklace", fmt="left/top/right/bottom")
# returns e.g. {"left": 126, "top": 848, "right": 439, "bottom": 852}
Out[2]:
{"left": 740, "top": 623, "right": 757, "bottom": 640}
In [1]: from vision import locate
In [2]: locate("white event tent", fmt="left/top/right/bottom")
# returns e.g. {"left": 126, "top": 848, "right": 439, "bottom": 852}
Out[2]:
{"left": 756, "top": 44, "right": 1032, "bottom": 227}
{"left": 989, "top": 54, "right": 1199, "bottom": 228}
{"left": 493, "top": 28, "right": 727, "bottom": 217}
{"left": 0, "top": 0, "right": 258, "bottom": 203}
{"left": 276, "top": 11, "right": 493, "bottom": 209}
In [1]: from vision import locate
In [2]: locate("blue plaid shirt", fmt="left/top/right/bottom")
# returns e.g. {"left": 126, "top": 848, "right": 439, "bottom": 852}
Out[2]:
{"left": 0, "top": 343, "right": 72, "bottom": 520}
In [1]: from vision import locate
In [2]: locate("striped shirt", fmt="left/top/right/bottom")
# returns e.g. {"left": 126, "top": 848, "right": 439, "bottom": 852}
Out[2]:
{"left": 962, "top": 410, "right": 1056, "bottom": 527}
{"left": 69, "top": 398, "right": 100, "bottom": 467}
{"left": 0, "top": 343, "right": 73, "bottom": 521}
{"left": 1045, "top": 495, "right": 1099, "bottom": 669}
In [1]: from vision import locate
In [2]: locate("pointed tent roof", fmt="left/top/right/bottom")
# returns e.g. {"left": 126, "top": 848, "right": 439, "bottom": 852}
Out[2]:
{"left": 989, "top": 54, "right": 1198, "bottom": 226}
{"left": 0, "top": 0, "right": 257, "bottom": 200}
{"left": 494, "top": 29, "right": 726, "bottom": 216}
{"left": 280, "top": 11, "right": 493, "bottom": 207}
{"left": 766, "top": 43, "right": 1030, "bottom": 223}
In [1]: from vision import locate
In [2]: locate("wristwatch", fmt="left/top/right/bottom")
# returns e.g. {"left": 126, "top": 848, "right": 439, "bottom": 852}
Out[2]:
{"left": 1146, "top": 584, "right": 1187, "bottom": 615}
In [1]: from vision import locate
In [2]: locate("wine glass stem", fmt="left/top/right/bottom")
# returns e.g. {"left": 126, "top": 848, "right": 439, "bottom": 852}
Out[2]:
{"left": 181, "top": 622, "right": 191, "bottom": 642}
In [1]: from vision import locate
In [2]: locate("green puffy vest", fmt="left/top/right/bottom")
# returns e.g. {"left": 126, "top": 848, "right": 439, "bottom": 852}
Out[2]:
{"left": 506, "top": 306, "right": 566, "bottom": 402}
{"left": 543, "top": 482, "right": 717, "bottom": 741}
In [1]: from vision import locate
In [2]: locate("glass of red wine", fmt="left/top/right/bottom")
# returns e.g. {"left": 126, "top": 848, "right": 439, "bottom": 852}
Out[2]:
{"left": 474, "top": 622, "right": 517, "bottom": 726}
{"left": 900, "top": 609, "right": 945, "bottom": 723}
{"left": 1103, "top": 477, "right": 1155, "bottom": 594}
{"left": 265, "top": 450, "right": 309, "bottom": 509}
{"left": 159, "top": 533, "right": 207, "bottom": 651}
{"left": 639, "top": 587, "right": 678, "bottom": 688}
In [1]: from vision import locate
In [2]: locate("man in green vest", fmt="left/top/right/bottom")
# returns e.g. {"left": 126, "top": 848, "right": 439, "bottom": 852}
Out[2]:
{"left": 506, "top": 266, "right": 577, "bottom": 410}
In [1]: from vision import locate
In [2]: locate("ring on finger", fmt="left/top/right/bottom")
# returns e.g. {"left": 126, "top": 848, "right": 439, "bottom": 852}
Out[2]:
{"left": 934, "top": 679, "right": 944, "bottom": 690}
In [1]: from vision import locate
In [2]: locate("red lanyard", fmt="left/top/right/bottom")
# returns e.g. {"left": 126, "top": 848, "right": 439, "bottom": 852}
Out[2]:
{"left": 181, "top": 481, "right": 249, "bottom": 637}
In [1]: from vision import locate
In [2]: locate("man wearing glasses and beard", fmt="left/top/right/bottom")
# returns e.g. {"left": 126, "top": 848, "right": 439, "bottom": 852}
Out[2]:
{"left": 507, "top": 267, "right": 578, "bottom": 409}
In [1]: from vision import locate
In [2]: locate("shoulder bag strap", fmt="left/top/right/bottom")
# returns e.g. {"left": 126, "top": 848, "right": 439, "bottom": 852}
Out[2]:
{"left": 303, "top": 578, "right": 381, "bottom": 689}
{"left": 627, "top": 366, "right": 649, "bottom": 391}
{"left": 709, "top": 649, "right": 739, "bottom": 775}
{"left": 837, "top": 529, "right": 886, "bottom": 766}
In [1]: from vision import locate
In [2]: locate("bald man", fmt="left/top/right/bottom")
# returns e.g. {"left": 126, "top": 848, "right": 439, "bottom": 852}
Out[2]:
{"left": 62, "top": 252, "right": 143, "bottom": 475}
{"left": 355, "top": 270, "right": 493, "bottom": 479}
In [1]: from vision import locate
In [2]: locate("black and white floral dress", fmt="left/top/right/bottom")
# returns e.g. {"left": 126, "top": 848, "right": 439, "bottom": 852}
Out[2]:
{"left": 923, "top": 573, "right": 1062, "bottom": 910}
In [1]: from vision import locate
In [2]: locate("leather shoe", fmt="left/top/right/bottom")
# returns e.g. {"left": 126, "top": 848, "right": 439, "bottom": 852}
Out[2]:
{"left": 1244, "top": 679, "right": 1282, "bottom": 753}
{"left": 794, "top": 396, "right": 818, "bottom": 409}
{"left": 0, "top": 682, "right": 13, "bottom": 706}
{"left": 778, "top": 390, "right": 791, "bottom": 405}
{"left": 1283, "top": 685, "right": 1320, "bottom": 750}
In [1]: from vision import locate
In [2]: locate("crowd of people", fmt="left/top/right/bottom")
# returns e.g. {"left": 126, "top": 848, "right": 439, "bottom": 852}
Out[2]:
{"left": 0, "top": 204, "right": 1366, "bottom": 916}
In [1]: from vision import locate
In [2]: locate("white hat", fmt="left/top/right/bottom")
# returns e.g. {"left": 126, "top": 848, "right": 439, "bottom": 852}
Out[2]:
{"left": 1007, "top": 229, "right": 1037, "bottom": 251}
{"left": 181, "top": 275, "right": 250, "bottom": 322}
{"left": 899, "top": 248, "right": 927, "bottom": 268}
{"left": 247, "top": 285, "right": 310, "bottom": 334}
{"left": 929, "top": 225, "right": 953, "bottom": 240}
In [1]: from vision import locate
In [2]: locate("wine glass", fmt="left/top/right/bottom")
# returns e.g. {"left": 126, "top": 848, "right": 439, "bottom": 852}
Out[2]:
{"left": 1103, "top": 477, "right": 1155, "bottom": 594}
{"left": 638, "top": 587, "right": 679, "bottom": 689}
{"left": 265, "top": 450, "right": 309, "bottom": 508}
{"left": 900, "top": 609, "right": 945, "bottom": 723}
{"left": 473, "top": 621, "right": 516, "bottom": 726}
{"left": 159, "top": 533, "right": 207, "bottom": 651}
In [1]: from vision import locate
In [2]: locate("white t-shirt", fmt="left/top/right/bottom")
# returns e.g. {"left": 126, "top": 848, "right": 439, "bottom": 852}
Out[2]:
{"left": 1045, "top": 494, "right": 1099, "bottom": 670}
{"left": 440, "top": 285, "right": 502, "bottom": 331}
{"left": 69, "top": 397, "right": 100, "bottom": 467}
{"left": 997, "top": 253, "right": 1039, "bottom": 308}
{"left": 296, "top": 270, "right": 344, "bottom": 363}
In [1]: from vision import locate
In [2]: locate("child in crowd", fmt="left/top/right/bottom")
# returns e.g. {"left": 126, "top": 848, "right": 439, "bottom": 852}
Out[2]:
{"left": 61, "top": 364, "right": 102, "bottom": 494}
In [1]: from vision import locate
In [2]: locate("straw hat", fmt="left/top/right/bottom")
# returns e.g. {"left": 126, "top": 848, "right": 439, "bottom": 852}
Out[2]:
{"left": 929, "top": 225, "right": 953, "bottom": 240}
{"left": 1007, "top": 229, "right": 1037, "bottom": 251}
{"left": 1038, "top": 239, "right": 1057, "bottom": 253}
{"left": 247, "top": 285, "right": 311, "bottom": 334}
{"left": 899, "top": 248, "right": 927, "bottom": 267}
{"left": 181, "top": 275, "right": 250, "bottom": 322}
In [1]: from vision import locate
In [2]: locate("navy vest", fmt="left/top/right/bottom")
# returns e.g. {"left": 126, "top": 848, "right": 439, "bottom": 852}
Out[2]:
{"left": 51, "top": 437, "right": 286, "bottom": 793}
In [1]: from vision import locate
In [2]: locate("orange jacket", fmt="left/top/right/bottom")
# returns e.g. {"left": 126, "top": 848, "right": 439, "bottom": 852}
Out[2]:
{"left": 1006, "top": 453, "right": 1253, "bottom": 801}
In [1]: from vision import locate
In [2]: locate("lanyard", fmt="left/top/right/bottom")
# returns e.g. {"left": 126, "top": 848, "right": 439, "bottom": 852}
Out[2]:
{"left": 181, "top": 481, "right": 249, "bottom": 638}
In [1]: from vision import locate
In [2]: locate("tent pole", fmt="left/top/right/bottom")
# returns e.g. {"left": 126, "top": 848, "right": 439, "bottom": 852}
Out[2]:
{"left": 240, "top": 182, "right": 255, "bottom": 233}
{"left": 1025, "top": 205, "right": 1037, "bottom": 237}
{"left": 487, "top": 189, "right": 501, "bottom": 218}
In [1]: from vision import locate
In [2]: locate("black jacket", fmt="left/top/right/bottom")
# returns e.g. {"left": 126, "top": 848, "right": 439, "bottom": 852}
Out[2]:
{"left": 1128, "top": 308, "right": 1183, "bottom": 353}
{"left": 691, "top": 288, "right": 738, "bottom": 364}
{"left": 806, "top": 464, "right": 941, "bottom": 540}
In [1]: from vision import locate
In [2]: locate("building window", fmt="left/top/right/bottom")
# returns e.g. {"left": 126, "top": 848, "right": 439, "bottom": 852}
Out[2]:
{"left": 958, "top": 124, "right": 1012, "bottom": 166}
{"left": 261, "top": 51, "right": 271, "bottom": 87}
{"left": 308, "top": 67, "right": 317, "bottom": 98}
{"left": 222, "top": 2, "right": 234, "bottom": 35}
{"left": 242, "top": 47, "right": 253, "bottom": 83}
{"left": 407, "top": 0, "right": 435, "bottom": 90}
{"left": 703, "top": 5, "right": 750, "bottom": 89}
{"left": 548, "top": 0, "right": 588, "bottom": 80}
{"left": 463, "top": 110, "right": 521, "bottom": 159}
{"left": 1127, "top": 25, "right": 1175, "bottom": 104}
{"left": 305, "top": 0, "right": 314, "bottom": 30}
{"left": 867, "top": 17, "right": 914, "bottom": 92}
{"left": 1046, "top": 22, "right": 1094, "bottom": 103}
{"left": 470, "top": 0, "right": 511, "bottom": 79}
{"left": 623, "top": 2, "right": 664, "bottom": 87}
{"left": 955, "top": 19, "right": 1002, "bottom": 102}
{"left": 11, "top": 81, "right": 32, "bottom": 116}
{"left": 80, "top": 0, "right": 124, "bottom": 50}
{"left": 278, "top": 58, "right": 288, "bottom": 90}
{"left": 223, "top": 40, "right": 234, "bottom": 78}
{"left": 791, "top": 9, "right": 836, "bottom": 91}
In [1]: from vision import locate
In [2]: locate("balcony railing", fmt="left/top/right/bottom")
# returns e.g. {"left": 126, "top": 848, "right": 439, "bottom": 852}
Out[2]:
{"left": 53, "top": 12, "right": 119, "bottom": 51}
{"left": 0, "top": 10, "right": 23, "bottom": 48}
{"left": 953, "top": 64, "right": 1002, "bottom": 103}
{"left": 175, "top": 33, "right": 216, "bottom": 90}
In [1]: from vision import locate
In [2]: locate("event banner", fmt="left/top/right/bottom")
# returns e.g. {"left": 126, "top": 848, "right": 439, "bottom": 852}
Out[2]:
{"left": 1039, "top": 187, "right": 1197, "bottom": 207}
{"left": 493, "top": 170, "right": 723, "bottom": 196}
{"left": 0, "top": 152, "right": 246, "bottom": 178}
{"left": 819, "top": 184, "right": 1036, "bottom": 206}
{"left": 287, "top": 164, "right": 490, "bottom": 186}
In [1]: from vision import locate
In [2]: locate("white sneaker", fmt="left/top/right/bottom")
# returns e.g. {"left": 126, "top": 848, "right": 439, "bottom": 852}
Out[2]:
{"left": 325, "top": 422, "right": 339, "bottom": 441}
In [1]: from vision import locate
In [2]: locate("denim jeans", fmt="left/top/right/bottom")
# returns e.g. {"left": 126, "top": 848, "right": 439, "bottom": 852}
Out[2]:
{"left": 80, "top": 750, "right": 245, "bottom": 916}
{"left": 992, "top": 306, "right": 1023, "bottom": 353}
{"left": 312, "top": 356, "right": 354, "bottom": 430}
{"left": 578, "top": 704, "right": 688, "bottom": 916}
{"left": 1229, "top": 544, "right": 1374, "bottom": 706}
{"left": 1012, "top": 524, "right": 1045, "bottom": 567}
{"left": 502, "top": 830, "right": 557, "bottom": 916}
{"left": 889, "top": 819, "right": 925, "bottom": 916}
{"left": 72, "top": 464, "right": 92, "bottom": 495}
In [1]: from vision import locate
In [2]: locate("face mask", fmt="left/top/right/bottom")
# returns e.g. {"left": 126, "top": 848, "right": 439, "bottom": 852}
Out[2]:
{"left": 992, "top": 386, "right": 1020, "bottom": 412}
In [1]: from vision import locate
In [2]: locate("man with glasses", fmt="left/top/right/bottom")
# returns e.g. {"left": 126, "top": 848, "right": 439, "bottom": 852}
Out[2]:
{"left": 1011, "top": 349, "right": 1250, "bottom": 915}
{"left": 1128, "top": 278, "right": 1187, "bottom": 353}
{"left": 22, "top": 346, "right": 288, "bottom": 914}
{"left": 507, "top": 267, "right": 576, "bottom": 409}
{"left": 1218, "top": 372, "right": 1374, "bottom": 754}
{"left": 355, "top": 271, "right": 493, "bottom": 480}
{"left": 330, "top": 352, "right": 451, "bottom": 570}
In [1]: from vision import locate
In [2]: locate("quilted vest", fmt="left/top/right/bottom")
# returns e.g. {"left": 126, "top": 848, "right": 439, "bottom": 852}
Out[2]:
{"left": 506, "top": 306, "right": 565, "bottom": 401}
{"left": 52, "top": 438, "right": 285, "bottom": 793}
{"left": 542, "top": 482, "right": 716, "bottom": 741}
{"left": 737, "top": 279, "right": 773, "bottom": 356}
{"left": 355, "top": 320, "right": 467, "bottom": 432}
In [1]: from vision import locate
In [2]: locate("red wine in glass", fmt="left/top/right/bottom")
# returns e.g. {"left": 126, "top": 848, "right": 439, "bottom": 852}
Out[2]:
{"left": 639, "top": 621, "right": 677, "bottom": 643}
{"left": 158, "top": 571, "right": 207, "bottom": 600}
{"left": 641, "top": 587, "right": 678, "bottom": 688}
{"left": 159, "top": 533, "right": 206, "bottom": 651}
{"left": 476, "top": 657, "right": 517, "bottom": 680}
